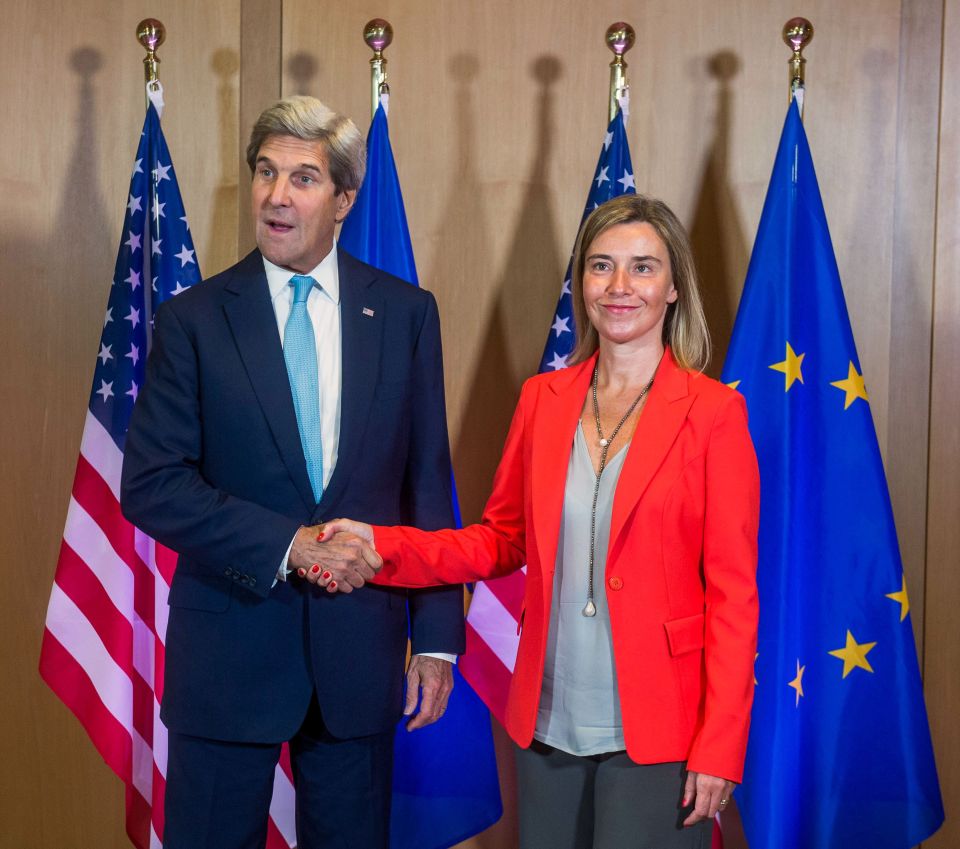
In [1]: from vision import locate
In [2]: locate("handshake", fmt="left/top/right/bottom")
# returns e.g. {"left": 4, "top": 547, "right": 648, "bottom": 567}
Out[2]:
{"left": 288, "top": 519, "right": 381, "bottom": 593}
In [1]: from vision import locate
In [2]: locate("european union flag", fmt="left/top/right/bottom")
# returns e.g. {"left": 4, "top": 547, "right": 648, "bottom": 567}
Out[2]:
{"left": 339, "top": 101, "right": 419, "bottom": 286}
{"left": 339, "top": 100, "right": 501, "bottom": 849}
{"left": 723, "top": 100, "right": 944, "bottom": 849}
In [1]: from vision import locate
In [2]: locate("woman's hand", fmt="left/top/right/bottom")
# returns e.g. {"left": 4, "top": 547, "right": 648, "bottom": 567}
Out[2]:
{"left": 682, "top": 770, "right": 735, "bottom": 826}
{"left": 319, "top": 517, "right": 375, "bottom": 545}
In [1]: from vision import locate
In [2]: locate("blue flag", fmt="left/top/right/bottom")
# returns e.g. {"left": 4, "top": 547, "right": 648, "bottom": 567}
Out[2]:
{"left": 339, "top": 101, "right": 501, "bottom": 849}
{"left": 722, "top": 100, "right": 944, "bottom": 849}
{"left": 339, "top": 104, "right": 419, "bottom": 286}
{"left": 539, "top": 109, "right": 635, "bottom": 373}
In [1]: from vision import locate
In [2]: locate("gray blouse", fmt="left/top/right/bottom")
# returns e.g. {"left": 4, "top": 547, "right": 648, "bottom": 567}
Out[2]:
{"left": 534, "top": 421, "right": 629, "bottom": 756}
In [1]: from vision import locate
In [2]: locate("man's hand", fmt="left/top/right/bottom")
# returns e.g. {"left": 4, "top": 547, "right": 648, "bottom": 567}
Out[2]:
{"left": 290, "top": 525, "right": 381, "bottom": 593}
{"left": 681, "top": 770, "right": 736, "bottom": 826}
{"left": 404, "top": 655, "right": 454, "bottom": 731}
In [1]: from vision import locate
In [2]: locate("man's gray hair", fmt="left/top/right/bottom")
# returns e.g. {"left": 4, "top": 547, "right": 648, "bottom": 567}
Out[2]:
{"left": 245, "top": 95, "right": 365, "bottom": 194}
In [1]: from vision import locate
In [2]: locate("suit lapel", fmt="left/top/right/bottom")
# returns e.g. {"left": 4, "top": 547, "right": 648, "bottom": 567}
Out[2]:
{"left": 222, "top": 250, "right": 317, "bottom": 512}
{"left": 314, "top": 251, "right": 383, "bottom": 518}
{"left": 530, "top": 356, "right": 596, "bottom": 581}
{"left": 608, "top": 348, "right": 693, "bottom": 561}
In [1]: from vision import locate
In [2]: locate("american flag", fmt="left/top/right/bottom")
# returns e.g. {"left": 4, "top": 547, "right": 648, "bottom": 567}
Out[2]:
{"left": 37, "top": 88, "right": 292, "bottom": 849}
{"left": 458, "top": 105, "right": 636, "bottom": 726}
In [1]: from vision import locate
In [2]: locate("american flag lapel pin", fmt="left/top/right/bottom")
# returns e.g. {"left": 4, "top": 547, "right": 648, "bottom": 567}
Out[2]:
{"left": 362, "top": 307, "right": 375, "bottom": 317}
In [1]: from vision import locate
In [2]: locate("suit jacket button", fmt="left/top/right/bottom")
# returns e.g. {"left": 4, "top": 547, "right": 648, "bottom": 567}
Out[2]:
{"left": 248, "top": 577, "right": 257, "bottom": 587}
{"left": 608, "top": 576, "right": 623, "bottom": 591}
{"left": 224, "top": 567, "right": 234, "bottom": 578}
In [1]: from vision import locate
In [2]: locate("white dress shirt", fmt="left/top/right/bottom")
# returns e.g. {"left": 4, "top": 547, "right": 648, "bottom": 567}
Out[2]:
{"left": 264, "top": 245, "right": 454, "bottom": 663}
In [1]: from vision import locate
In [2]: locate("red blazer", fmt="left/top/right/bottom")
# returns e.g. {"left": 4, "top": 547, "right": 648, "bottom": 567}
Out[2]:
{"left": 375, "top": 347, "right": 760, "bottom": 781}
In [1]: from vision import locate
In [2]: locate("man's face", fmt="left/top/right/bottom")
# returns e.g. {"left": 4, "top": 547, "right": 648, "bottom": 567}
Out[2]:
{"left": 251, "top": 134, "right": 356, "bottom": 273}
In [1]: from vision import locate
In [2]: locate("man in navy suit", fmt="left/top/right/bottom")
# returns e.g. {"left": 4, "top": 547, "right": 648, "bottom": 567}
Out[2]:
{"left": 121, "top": 96, "right": 464, "bottom": 849}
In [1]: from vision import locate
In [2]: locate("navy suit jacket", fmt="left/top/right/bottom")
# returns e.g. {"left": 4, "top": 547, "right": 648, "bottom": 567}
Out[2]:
{"left": 121, "top": 248, "right": 465, "bottom": 743}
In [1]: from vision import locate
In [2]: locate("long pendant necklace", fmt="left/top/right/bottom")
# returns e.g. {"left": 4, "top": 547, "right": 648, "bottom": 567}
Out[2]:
{"left": 583, "top": 363, "right": 655, "bottom": 617}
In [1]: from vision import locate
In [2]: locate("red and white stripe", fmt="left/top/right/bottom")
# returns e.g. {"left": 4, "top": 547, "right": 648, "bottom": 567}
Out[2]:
{"left": 40, "top": 411, "right": 297, "bottom": 848}
{"left": 459, "top": 568, "right": 526, "bottom": 728}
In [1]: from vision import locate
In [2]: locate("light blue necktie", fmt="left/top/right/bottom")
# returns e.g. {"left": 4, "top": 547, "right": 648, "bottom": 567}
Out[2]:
{"left": 283, "top": 274, "right": 323, "bottom": 502}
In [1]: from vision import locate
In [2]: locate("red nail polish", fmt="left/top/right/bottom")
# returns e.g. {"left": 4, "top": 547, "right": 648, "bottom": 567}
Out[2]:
{"left": 329, "top": 580, "right": 337, "bottom": 589}
{"left": 297, "top": 568, "right": 306, "bottom": 577}
{"left": 311, "top": 565, "right": 320, "bottom": 574}
{"left": 322, "top": 570, "right": 332, "bottom": 581}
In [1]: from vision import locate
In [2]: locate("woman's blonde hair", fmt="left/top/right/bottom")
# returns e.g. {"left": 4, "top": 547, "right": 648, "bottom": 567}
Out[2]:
{"left": 569, "top": 194, "right": 710, "bottom": 371}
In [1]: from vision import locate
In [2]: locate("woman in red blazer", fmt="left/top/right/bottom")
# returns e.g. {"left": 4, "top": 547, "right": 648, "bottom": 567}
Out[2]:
{"left": 316, "top": 194, "right": 759, "bottom": 848}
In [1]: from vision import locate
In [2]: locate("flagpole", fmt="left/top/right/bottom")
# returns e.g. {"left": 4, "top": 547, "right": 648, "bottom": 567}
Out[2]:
{"left": 363, "top": 18, "right": 393, "bottom": 118}
{"left": 136, "top": 17, "right": 165, "bottom": 342}
{"left": 606, "top": 22, "right": 635, "bottom": 123}
{"left": 783, "top": 17, "right": 813, "bottom": 119}
{"left": 136, "top": 18, "right": 165, "bottom": 103}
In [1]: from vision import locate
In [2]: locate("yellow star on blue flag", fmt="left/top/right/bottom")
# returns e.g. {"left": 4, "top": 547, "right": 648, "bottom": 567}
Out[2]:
{"left": 830, "top": 361, "right": 869, "bottom": 409}
{"left": 828, "top": 630, "right": 876, "bottom": 678}
{"left": 886, "top": 575, "right": 910, "bottom": 622}
{"left": 788, "top": 659, "right": 805, "bottom": 706}
{"left": 770, "top": 342, "right": 805, "bottom": 390}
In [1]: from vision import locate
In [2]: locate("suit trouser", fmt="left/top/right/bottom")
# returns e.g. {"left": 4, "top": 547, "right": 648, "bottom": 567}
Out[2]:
{"left": 164, "top": 694, "right": 394, "bottom": 849}
{"left": 515, "top": 740, "right": 714, "bottom": 849}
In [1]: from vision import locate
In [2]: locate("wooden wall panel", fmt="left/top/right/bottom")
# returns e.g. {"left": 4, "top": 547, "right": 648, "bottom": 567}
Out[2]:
{"left": 276, "top": 3, "right": 943, "bottom": 848}
{"left": 924, "top": 0, "right": 960, "bottom": 844}
{"left": 887, "top": 0, "right": 943, "bottom": 653}
{"left": 238, "top": 0, "right": 282, "bottom": 255}
{"left": 280, "top": 0, "right": 905, "bottom": 524}
{"left": 1, "top": 0, "right": 954, "bottom": 845}
{"left": 0, "top": 1, "right": 240, "bottom": 846}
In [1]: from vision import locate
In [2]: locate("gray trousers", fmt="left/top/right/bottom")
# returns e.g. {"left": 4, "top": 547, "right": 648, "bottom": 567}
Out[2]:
{"left": 515, "top": 741, "right": 713, "bottom": 849}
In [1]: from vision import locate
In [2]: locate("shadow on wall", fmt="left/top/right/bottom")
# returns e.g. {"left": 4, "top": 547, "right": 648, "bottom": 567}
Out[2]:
{"left": 47, "top": 46, "right": 114, "bottom": 417}
{"left": 207, "top": 48, "right": 240, "bottom": 275}
{"left": 496, "top": 54, "right": 565, "bottom": 379}
{"left": 62, "top": 47, "right": 113, "bottom": 274}
{"left": 7, "top": 45, "right": 115, "bottom": 628}
{"left": 448, "top": 53, "right": 564, "bottom": 523}
{"left": 852, "top": 46, "right": 896, "bottom": 441}
{"left": 687, "top": 50, "right": 749, "bottom": 377}
{"left": 286, "top": 52, "right": 320, "bottom": 96}
{"left": 431, "top": 53, "right": 496, "bottom": 524}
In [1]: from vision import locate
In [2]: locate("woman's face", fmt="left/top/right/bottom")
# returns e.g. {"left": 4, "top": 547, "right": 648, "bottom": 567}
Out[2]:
{"left": 582, "top": 221, "right": 678, "bottom": 351}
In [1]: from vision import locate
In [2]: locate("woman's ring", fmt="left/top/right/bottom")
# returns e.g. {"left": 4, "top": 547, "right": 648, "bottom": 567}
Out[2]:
{"left": 719, "top": 798, "right": 728, "bottom": 808}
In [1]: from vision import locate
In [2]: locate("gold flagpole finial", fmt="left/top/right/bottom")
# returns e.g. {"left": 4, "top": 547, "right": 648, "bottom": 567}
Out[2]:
{"left": 783, "top": 17, "right": 813, "bottom": 117}
{"left": 363, "top": 18, "right": 393, "bottom": 119}
{"left": 137, "top": 19, "right": 166, "bottom": 88}
{"left": 605, "top": 22, "right": 635, "bottom": 124}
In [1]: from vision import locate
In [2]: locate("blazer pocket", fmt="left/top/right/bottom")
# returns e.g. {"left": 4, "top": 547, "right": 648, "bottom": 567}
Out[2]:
{"left": 375, "top": 379, "right": 411, "bottom": 400}
{"left": 663, "top": 612, "right": 705, "bottom": 656}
